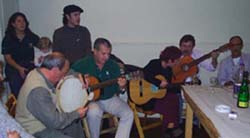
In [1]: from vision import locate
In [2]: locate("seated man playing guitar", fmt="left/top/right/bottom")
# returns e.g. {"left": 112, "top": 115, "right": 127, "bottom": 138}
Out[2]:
{"left": 174, "top": 34, "right": 220, "bottom": 84}
{"left": 71, "top": 38, "right": 134, "bottom": 138}
{"left": 142, "top": 46, "right": 182, "bottom": 138}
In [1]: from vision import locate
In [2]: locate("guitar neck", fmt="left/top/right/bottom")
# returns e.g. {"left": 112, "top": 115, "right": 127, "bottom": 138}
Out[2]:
{"left": 89, "top": 78, "right": 117, "bottom": 91}
{"left": 88, "top": 71, "right": 141, "bottom": 92}
{"left": 187, "top": 44, "right": 229, "bottom": 68}
{"left": 188, "top": 52, "right": 212, "bottom": 67}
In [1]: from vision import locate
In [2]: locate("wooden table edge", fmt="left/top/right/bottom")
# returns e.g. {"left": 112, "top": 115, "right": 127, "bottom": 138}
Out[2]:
{"left": 182, "top": 86, "right": 221, "bottom": 138}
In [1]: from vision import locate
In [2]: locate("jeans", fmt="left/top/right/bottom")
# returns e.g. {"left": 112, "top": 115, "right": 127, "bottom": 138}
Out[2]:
{"left": 87, "top": 96, "right": 134, "bottom": 138}
{"left": 177, "top": 93, "right": 184, "bottom": 124}
{"left": 177, "top": 92, "right": 199, "bottom": 126}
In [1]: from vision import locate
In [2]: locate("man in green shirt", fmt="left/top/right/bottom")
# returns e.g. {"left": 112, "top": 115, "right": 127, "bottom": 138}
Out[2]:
{"left": 72, "top": 38, "right": 133, "bottom": 138}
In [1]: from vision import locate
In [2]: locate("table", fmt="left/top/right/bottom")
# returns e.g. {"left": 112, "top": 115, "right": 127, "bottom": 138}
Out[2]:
{"left": 182, "top": 85, "right": 250, "bottom": 138}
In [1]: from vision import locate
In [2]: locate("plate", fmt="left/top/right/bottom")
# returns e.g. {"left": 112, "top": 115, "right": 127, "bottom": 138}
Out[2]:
{"left": 215, "top": 104, "right": 231, "bottom": 113}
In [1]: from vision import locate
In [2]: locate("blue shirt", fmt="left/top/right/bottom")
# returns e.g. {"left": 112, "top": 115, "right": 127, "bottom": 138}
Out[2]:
{"left": 218, "top": 53, "right": 250, "bottom": 85}
{"left": 0, "top": 102, "right": 34, "bottom": 138}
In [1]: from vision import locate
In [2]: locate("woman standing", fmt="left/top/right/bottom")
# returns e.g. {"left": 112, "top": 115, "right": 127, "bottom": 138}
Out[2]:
{"left": 2, "top": 12, "right": 39, "bottom": 98}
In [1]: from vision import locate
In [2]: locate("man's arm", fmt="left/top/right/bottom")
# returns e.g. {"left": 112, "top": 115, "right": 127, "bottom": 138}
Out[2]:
{"left": 211, "top": 51, "right": 219, "bottom": 69}
{"left": 52, "top": 30, "right": 61, "bottom": 52}
{"left": 83, "top": 27, "right": 92, "bottom": 56}
{"left": 0, "top": 103, "right": 35, "bottom": 138}
{"left": 193, "top": 49, "right": 216, "bottom": 72}
{"left": 27, "top": 87, "right": 80, "bottom": 129}
{"left": 143, "top": 60, "right": 162, "bottom": 87}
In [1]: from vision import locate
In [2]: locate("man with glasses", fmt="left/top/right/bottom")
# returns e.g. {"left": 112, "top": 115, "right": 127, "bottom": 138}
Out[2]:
{"left": 16, "top": 52, "right": 88, "bottom": 138}
{"left": 218, "top": 36, "right": 250, "bottom": 86}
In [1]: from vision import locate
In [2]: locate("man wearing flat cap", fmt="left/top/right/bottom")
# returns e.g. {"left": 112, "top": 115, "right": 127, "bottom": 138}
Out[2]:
{"left": 53, "top": 4, "right": 92, "bottom": 65}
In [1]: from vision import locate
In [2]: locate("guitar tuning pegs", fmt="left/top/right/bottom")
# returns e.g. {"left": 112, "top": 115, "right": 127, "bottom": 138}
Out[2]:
{"left": 120, "top": 68, "right": 125, "bottom": 75}
{"left": 135, "top": 70, "right": 143, "bottom": 80}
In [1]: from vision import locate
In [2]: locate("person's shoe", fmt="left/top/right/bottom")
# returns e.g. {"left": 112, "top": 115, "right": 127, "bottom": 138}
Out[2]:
{"left": 172, "top": 127, "right": 184, "bottom": 137}
{"left": 162, "top": 133, "right": 172, "bottom": 138}
{"left": 163, "top": 128, "right": 173, "bottom": 138}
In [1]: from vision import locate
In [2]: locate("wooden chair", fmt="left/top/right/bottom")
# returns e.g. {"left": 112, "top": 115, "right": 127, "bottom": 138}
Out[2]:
{"left": 5, "top": 94, "right": 17, "bottom": 117}
{"left": 124, "top": 64, "right": 164, "bottom": 138}
{"left": 129, "top": 80, "right": 166, "bottom": 138}
{"left": 129, "top": 100, "right": 163, "bottom": 138}
{"left": 82, "top": 112, "right": 119, "bottom": 138}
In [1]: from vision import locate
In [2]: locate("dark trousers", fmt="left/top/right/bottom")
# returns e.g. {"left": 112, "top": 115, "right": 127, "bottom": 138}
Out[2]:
{"left": 5, "top": 63, "right": 34, "bottom": 98}
{"left": 153, "top": 93, "right": 179, "bottom": 129}
{"left": 5, "top": 67, "right": 25, "bottom": 98}
{"left": 139, "top": 92, "right": 180, "bottom": 133}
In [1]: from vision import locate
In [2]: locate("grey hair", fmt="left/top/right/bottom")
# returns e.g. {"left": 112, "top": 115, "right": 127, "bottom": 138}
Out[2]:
{"left": 40, "top": 52, "right": 67, "bottom": 70}
{"left": 93, "top": 37, "right": 112, "bottom": 50}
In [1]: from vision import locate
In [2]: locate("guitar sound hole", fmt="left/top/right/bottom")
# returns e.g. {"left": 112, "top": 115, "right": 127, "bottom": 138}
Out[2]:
{"left": 182, "top": 65, "right": 189, "bottom": 72}
{"left": 139, "top": 80, "right": 143, "bottom": 97}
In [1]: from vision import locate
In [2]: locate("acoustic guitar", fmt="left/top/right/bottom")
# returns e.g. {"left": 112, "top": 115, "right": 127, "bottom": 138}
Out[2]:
{"left": 129, "top": 75, "right": 167, "bottom": 105}
{"left": 172, "top": 44, "right": 230, "bottom": 83}
{"left": 88, "top": 71, "right": 143, "bottom": 100}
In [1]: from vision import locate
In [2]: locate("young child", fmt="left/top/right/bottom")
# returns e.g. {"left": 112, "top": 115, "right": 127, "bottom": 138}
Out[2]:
{"left": 34, "top": 37, "right": 52, "bottom": 67}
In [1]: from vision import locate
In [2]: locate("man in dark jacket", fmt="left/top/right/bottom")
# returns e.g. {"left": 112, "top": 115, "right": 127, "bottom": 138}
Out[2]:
{"left": 53, "top": 5, "right": 92, "bottom": 65}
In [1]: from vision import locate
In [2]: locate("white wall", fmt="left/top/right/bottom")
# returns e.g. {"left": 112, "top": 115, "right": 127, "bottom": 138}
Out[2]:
{"left": 19, "top": 0, "right": 250, "bottom": 42}
{"left": 17, "top": 0, "right": 250, "bottom": 85}
{"left": 1, "top": 0, "right": 19, "bottom": 31}
{"left": 0, "top": 0, "right": 19, "bottom": 60}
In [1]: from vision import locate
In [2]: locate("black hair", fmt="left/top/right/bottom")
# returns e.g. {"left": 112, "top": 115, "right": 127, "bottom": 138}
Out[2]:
{"left": 179, "top": 34, "right": 196, "bottom": 47}
{"left": 230, "top": 36, "right": 243, "bottom": 45}
{"left": 160, "top": 46, "right": 182, "bottom": 62}
{"left": 5, "top": 12, "right": 33, "bottom": 38}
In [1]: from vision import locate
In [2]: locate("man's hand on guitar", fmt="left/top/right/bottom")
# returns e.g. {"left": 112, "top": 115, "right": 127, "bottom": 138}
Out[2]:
{"left": 211, "top": 51, "right": 220, "bottom": 59}
{"left": 118, "top": 77, "right": 127, "bottom": 89}
{"left": 78, "top": 74, "right": 89, "bottom": 89}
{"left": 160, "top": 80, "right": 168, "bottom": 88}
{"left": 76, "top": 106, "right": 88, "bottom": 118}
{"left": 211, "top": 50, "right": 220, "bottom": 68}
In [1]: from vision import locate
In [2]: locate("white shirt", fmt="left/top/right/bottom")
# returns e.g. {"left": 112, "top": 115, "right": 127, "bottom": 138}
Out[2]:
{"left": 34, "top": 47, "right": 52, "bottom": 67}
{"left": 191, "top": 49, "right": 216, "bottom": 72}
{"left": 218, "top": 53, "right": 250, "bottom": 85}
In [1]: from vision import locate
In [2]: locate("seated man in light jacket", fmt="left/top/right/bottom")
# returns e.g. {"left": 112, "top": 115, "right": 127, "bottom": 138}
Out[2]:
{"left": 15, "top": 52, "right": 88, "bottom": 138}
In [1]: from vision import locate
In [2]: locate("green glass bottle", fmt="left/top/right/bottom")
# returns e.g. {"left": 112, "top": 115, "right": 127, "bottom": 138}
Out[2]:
{"left": 237, "top": 71, "right": 249, "bottom": 108}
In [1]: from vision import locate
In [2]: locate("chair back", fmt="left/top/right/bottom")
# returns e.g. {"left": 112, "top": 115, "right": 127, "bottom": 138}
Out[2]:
{"left": 5, "top": 94, "right": 17, "bottom": 117}
{"left": 128, "top": 100, "right": 163, "bottom": 138}
{"left": 82, "top": 112, "right": 118, "bottom": 138}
